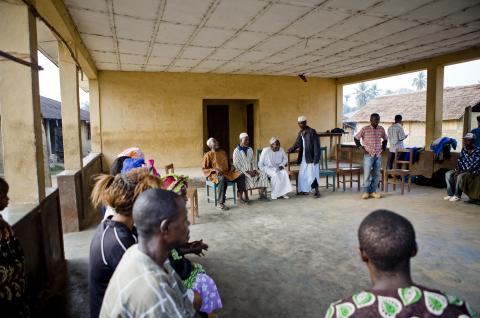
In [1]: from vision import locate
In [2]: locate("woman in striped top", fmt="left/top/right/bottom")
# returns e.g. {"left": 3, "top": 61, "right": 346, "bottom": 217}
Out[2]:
{"left": 88, "top": 168, "right": 162, "bottom": 318}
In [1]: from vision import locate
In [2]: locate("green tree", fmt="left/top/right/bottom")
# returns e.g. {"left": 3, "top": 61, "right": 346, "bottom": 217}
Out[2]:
{"left": 355, "top": 82, "right": 370, "bottom": 107}
{"left": 368, "top": 83, "right": 381, "bottom": 98}
{"left": 412, "top": 72, "right": 426, "bottom": 91}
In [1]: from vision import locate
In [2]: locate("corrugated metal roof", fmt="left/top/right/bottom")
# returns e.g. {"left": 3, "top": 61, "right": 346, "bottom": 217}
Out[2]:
{"left": 40, "top": 96, "right": 90, "bottom": 121}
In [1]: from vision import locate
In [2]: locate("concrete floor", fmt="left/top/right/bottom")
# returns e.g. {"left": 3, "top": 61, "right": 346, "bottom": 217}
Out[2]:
{"left": 61, "top": 185, "right": 480, "bottom": 317}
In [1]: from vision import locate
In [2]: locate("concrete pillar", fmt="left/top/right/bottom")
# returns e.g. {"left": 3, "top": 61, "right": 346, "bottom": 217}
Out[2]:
{"left": 425, "top": 66, "right": 444, "bottom": 146}
{"left": 336, "top": 84, "right": 343, "bottom": 128}
{"left": 58, "top": 41, "right": 83, "bottom": 170}
{"left": 89, "top": 79, "right": 102, "bottom": 153}
{"left": 0, "top": 1, "right": 46, "bottom": 203}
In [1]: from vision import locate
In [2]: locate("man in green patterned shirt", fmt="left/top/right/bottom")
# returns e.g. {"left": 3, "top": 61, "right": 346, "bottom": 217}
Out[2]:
{"left": 325, "top": 210, "right": 476, "bottom": 318}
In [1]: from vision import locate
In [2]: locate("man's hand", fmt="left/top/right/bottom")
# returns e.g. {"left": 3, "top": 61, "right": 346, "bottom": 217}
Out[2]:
{"left": 187, "top": 240, "right": 209, "bottom": 256}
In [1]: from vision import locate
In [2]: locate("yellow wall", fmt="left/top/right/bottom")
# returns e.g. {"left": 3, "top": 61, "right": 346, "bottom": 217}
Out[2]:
{"left": 99, "top": 71, "right": 336, "bottom": 167}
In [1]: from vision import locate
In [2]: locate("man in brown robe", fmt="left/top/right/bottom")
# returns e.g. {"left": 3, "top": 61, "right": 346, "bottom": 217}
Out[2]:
{"left": 203, "top": 138, "right": 247, "bottom": 210}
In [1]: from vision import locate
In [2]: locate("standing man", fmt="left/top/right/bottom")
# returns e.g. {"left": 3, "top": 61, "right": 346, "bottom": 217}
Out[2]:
{"left": 387, "top": 114, "right": 408, "bottom": 169}
{"left": 471, "top": 115, "right": 480, "bottom": 147}
{"left": 288, "top": 116, "right": 321, "bottom": 198}
{"left": 444, "top": 133, "right": 480, "bottom": 202}
{"left": 203, "top": 138, "right": 248, "bottom": 210}
{"left": 354, "top": 113, "right": 388, "bottom": 199}
{"left": 258, "top": 137, "right": 292, "bottom": 200}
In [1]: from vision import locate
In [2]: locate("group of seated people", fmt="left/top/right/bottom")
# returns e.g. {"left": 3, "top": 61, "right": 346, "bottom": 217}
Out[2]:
{"left": 0, "top": 160, "right": 478, "bottom": 317}
{"left": 89, "top": 148, "right": 221, "bottom": 318}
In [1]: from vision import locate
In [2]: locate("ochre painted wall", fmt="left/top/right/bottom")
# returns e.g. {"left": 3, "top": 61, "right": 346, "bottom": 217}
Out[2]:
{"left": 99, "top": 71, "right": 336, "bottom": 167}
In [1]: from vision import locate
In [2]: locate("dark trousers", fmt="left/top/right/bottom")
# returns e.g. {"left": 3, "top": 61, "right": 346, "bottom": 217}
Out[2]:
{"left": 387, "top": 152, "right": 395, "bottom": 170}
{"left": 217, "top": 174, "right": 246, "bottom": 204}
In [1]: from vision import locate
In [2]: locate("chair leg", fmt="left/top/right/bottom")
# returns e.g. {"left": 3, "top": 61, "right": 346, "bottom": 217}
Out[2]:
{"left": 408, "top": 176, "right": 412, "bottom": 192}
{"left": 214, "top": 185, "right": 218, "bottom": 206}
{"left": 194, "top": 191, "right": 199, "bottom": 217}
{"left": 350, "top": 173, "right": 353, "bottom": 189}
{"left": 337, "top": 173, "right": 340, "bottom": 189}
{"left": 206, "top": 184, "right": 210, "bottom": 203}
{"left": 333, "top": 175, "right": 336, "bottom": 192}
{"left": 326, "top": 175, "right": 329, "bottom": 189}
{"left": 343, "top": 175, "right": 346, "bottom": 192}
{"left": 233, "top": 183, "right": 237, "bottom": 204}
{"left": 401, "top": 178, "right": 405, "bottom": 195}
{"left": 393, "top": 177, "right": 396, "bottom": 191}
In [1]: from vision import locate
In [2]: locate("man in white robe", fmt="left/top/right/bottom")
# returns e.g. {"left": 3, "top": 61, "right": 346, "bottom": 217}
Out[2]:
{"left": 258, "top": 137, "right": 292, "bottom": 200}
{"left": 288, "top": 116, "right": 321, "bottom": 197}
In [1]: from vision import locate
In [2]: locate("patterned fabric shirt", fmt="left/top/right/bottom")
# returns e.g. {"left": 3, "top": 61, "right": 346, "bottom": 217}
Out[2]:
{"left": 325, "top": 285, "right": 476, "bottom": 318}
{"left": 457, "top": 147, "right": 480, "bottom": 174}
{"left": 100, "top": 245, "right": 195, "bottom": 318}
{"left": 0, "top": 215, "right": 28, "bottom": 317}
{"left": 387, "top": 123, "right": 407, "bottom": 153}
{"left": 355, "top": 125, "right": 388, "bottom": 157}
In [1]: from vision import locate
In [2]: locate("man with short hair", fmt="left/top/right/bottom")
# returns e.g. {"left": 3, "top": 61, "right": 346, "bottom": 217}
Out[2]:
{"left": 325, "top": 209, "right": 475, "bottom": 318}
{"left": 444, "top": 133, "right": 480, "bottom": 202}
{"left": 100, "top": 189, "right": 200, "bottom": 318}
{"left": 288, "top": 116, "right": 321, "bottom": 197}
{"left": 387, "top": 114, "right": 408, "bottom": 170}
{"left": 258, "top": 137, "right": 292, "bottom": 200}
{"left": 203, "top": 138, "right": 247, "bottom": 210}
{"left": 355, "top": 113, "right": 387, "bottom": 199}
{"left": 471, "top": 115, "right": 480, "bottom": 147}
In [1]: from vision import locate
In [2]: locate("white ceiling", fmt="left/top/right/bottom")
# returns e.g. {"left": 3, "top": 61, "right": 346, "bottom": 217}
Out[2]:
{"left": 61, "top": 0, "right": 480, "bottom": 77}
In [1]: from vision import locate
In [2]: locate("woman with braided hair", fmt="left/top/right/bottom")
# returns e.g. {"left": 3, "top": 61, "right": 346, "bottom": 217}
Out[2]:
{"left": 88, "top": 168, "right": 162, "bottom": 318}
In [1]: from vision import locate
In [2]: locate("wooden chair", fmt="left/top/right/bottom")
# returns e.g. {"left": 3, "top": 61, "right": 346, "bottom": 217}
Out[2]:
{"left": 205, "top": 179, "right": 237, "bottom": 206}
{"left": 287, "top": 150, "right": 300, "bottom": 194}
{"left": 164, "top": 163, "right": 174, "bottom": 175}
{"left": 385, "top": 148, "right": 414, "bottom": 194}
{"left": 319, "top": 146, "right": 336, "bottom": 191}
{"left": 186, "top": 187, "right": 198, "bottom": 224}
{"left": 336, "top": 145, "right": 361, "bottom": 191}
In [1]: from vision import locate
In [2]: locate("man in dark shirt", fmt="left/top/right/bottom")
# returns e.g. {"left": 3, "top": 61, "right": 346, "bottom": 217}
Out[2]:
{"left": 288, "top": 116, "right": 321, "bottom": 197}
{"left": 325, "top": 209, "right": 475, "bottom": 318}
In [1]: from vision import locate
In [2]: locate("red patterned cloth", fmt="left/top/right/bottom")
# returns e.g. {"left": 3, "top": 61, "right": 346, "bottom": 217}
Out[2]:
{"left": 355, "top": 125, "right": 388, "bottom": 156}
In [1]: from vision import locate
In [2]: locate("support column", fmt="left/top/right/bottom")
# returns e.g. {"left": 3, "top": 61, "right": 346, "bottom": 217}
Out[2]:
{"left": 89, "top": 78, "right": 102, "bottom": 153}
{"left": 425, "top": 65, "right": 444, "bottom": 146}
{"left": 336, "top": 84, "right": 343, "bottom": 128}
{"left": 0, "top": 1, "right": 46, "bottom": 203}
{"left": 58, "top": 41, "right": 83, "bottom": 170}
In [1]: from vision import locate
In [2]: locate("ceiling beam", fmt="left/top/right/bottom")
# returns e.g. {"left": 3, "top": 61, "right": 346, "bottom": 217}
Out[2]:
{"left": 336, "top": 46, "right": 480, "bottom": 85}
{"left": 32, "top": 0, "right": 98, "bottom": 79}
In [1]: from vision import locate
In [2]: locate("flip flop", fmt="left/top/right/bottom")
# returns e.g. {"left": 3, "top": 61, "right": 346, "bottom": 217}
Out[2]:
{"left": 217, "top": 204, "right": 229, "bottom": 211}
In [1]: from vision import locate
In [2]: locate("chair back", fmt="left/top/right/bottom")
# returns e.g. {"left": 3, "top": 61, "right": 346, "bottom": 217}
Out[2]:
{"left": 287, "top": 150, "right": 299, "bottom": 171}
{"left": 320, "top": 146, "right": 328, "bottom": 169}
{"left": 336, "top": 145, "right": 354, "bottom": 170}
{"left": 394, "top": 148, "right": 414, "bottom": 170}
{"left": 256, "top": 148, "right": 262, "bottom": 166}
{"left": 164, "top": 163, "right": 174, "bottom": 175}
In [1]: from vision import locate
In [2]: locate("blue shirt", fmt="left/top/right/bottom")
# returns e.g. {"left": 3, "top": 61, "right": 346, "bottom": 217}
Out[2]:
{"left": 471, "top": 127, "right": 480, "bottom": 147}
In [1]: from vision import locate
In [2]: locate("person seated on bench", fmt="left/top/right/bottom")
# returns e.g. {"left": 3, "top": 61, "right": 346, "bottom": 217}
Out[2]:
{"left": 258, "top": 137, "right": 292, "bottom": 200}
{"left": 325, "top": 209, "right": 475, "bottom": 318}
{"left": 233, "top": 133, "right": 269, "bottom": 201}
{"left": 203, "top": 138, "right": 247, "bottom": 210}
{"left": 444, "top": 133, "right": 480, "bottom": 202}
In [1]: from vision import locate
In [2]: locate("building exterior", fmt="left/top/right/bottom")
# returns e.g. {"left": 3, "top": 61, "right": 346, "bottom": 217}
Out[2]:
{"left": 349, "top": 84, "right": 480, "bottom": 148}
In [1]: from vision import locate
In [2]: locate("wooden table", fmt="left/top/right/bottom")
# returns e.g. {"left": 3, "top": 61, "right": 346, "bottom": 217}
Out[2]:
{"left": 317, "top": 132, "right": 346, "bottom": 160}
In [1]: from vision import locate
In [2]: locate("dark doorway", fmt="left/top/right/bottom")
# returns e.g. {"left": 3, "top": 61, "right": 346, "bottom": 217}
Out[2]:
{"left": 206, "top": 105, "right": 230, "bottom": 155}
{"left": 246, "top": 104, "right": 254, "bottom": 148}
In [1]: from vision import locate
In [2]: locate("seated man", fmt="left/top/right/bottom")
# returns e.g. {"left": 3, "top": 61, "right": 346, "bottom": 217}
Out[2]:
{"left": 258, "top": 137, "right": 292, "bottom": 200}
{"left": 100, "top": 189, "right": 205, "bottom": 318}
{"left": 233, "top": 133, "right": 269, "bottom": 200}
{"left": 444, "top": 133, "right": 480, "bottom": 202}
{"left": 203, "top": 138, "right": 247, "bottom": 210}
{"left": 325, "top": 209, "right": 475, "bottom": 318}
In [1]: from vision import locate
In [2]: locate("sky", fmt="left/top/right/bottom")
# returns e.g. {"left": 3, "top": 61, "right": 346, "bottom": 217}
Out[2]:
{"left": 343, "top": 59, "right": 480, "bottom": 107}
{"left": 38, "top": 52, "right": 89, "bottom": 106}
